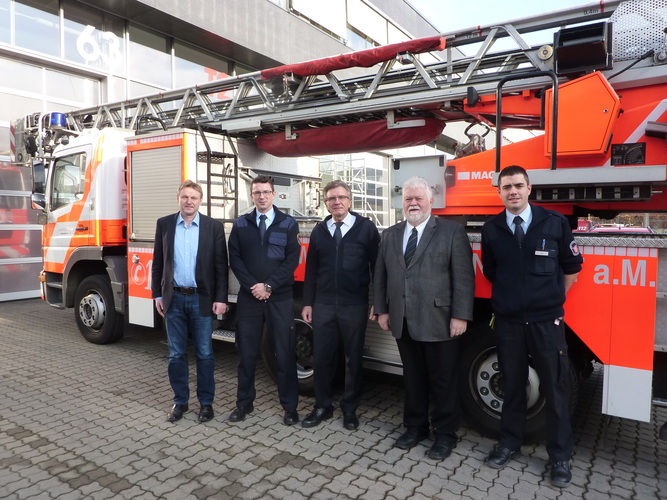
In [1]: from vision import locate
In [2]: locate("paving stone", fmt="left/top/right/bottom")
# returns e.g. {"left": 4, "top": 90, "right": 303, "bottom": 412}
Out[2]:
{"left": 1, "top": 298, "right": 666, "bottom": 499}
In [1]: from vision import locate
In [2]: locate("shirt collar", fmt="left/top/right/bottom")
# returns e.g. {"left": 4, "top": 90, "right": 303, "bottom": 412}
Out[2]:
{"left": 405, "top": 215, "right": 430, "bottom": 236}
{"left": 328, "top": 211, "right": 354, "bottom": 229}
{"left": 505, "top": 204, "right": 531, "bottom": 228}
{"left": 257, "top": 207, "right": 275, "bottom": 223}
{"left": 177, "top": 212, "right": 200, "bottom": 227}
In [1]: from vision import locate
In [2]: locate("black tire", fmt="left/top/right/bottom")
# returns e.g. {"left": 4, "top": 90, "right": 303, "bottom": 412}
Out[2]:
{"left": 74, "top": 275, "right": 124, "bottom": 344}
{"left": 460, "top": 325, "right": 578, "bottom": 442}
{"left": 261, "top": 318, "right": 315, "bottom": 396}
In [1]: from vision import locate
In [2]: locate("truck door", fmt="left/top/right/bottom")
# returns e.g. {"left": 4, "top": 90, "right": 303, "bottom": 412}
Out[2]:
{"left": 43, "top": 149, "right": 91, "bottom": 274}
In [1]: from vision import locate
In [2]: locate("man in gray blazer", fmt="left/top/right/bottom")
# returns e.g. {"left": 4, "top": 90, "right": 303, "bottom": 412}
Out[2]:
{"left": 374, "top": 176, "right": 474, "bottom": 460}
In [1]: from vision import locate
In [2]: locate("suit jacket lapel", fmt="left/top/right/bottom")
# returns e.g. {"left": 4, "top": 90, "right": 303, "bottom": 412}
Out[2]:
{"left": 195, "top": 214, "right": 206, "bottom": 272}
{"left": 166, "top": 213, "right": 178, "bottom": 253}
{"left": 393, "top": 221, "right": 407, "bottom": 268}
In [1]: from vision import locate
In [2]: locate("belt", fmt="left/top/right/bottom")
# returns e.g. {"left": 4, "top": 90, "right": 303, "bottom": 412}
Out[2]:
{"left": 173, "top": 286, "right": 198, "bottom": 295}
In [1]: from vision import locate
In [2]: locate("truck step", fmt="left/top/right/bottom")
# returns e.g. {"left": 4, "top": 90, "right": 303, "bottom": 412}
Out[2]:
{"left": 212, "top": 329, "right": 236, "bottom": 342}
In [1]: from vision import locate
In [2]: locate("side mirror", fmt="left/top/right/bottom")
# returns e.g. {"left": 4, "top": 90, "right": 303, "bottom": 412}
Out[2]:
{"left": 31, "top": 192, "right": 46, "bottom": 212}
{"left": 32, "top": 161, "right": 46, "bottom": 194}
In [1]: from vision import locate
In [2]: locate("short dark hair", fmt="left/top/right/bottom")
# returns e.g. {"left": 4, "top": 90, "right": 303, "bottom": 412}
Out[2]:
{"left": 498, "top": 165, "right": 530, "bottom": 185}
{"left": 251, "top": 175, "right": 275, "bottom": 191}
{"left": 323, "top": 179, "right": 351, "bottom": 199}
{"left": 178, "top": 180, "right": 203, "bottom": 198}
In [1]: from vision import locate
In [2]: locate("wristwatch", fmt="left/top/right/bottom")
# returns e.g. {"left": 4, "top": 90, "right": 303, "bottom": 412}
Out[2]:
{"left": 265, "top": 283, "right": 272, "bottom": 293}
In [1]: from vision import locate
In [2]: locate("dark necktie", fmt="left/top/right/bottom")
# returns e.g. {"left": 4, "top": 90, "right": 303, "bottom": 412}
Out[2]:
{"left": 259, "top": 214, "right": 267, "bottom": 242}
{"left": 513, "top": 215, "right": 524, "bottom": 246}
{"left": 404, "top": 227, "right": 418, "bottom": 266}
{"left": 334, "top": 221, "right": 343, "bottom": 246}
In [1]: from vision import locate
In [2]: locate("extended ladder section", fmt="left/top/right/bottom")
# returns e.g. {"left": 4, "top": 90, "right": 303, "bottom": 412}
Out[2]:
{"left": 17, "top": 0, "right": 666, "bottom": 162}
{"left": 51, "top": 2, "right": 637, "bottom": 140}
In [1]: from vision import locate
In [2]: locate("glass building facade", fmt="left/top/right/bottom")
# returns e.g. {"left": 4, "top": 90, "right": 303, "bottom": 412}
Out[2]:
{"left": 0, "top": 0, "right": 244, "bottom": 159}
{"left": 0, "top": 0, "right": 444, "bottom": 300}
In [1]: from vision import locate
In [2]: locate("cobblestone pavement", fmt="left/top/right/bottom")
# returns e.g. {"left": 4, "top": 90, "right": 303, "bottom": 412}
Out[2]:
{"left": 1, "top": 298, "right": 666, "bottom": 499}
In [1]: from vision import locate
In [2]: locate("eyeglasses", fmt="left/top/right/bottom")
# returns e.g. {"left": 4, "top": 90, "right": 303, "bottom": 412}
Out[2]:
{"left": 251, "top": 190, "right": 274, "bottom": 197}
{"left": 325, "top": 195, "right": 350, "bottom": 203}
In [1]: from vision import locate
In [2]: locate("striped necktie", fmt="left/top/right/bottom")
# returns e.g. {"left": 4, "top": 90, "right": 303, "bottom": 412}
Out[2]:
{"left": 405, "top": 227, "right": 418, "bottom": 266}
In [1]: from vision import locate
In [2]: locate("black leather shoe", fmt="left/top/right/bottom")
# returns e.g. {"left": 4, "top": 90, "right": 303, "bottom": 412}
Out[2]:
{"left": 394, "top": 428, "right": 429, "bottom": 450}
{"left": 301, "top": 407, "right": 334, "bottom": 428}
{"left": 198, "top": 405, "right": 214, "bottom": 422}
{"left": 343, "top": 412, "right": 359, "bottom": 430}
{"left": 229, "top": 404, "right": 253, "bottom": 422}
{"left": 283, "top": 411, "right": 299, "bottom": 426}
{"left": 550, "top": 460, "right": 572, "bottom": 487}
{"left": 485, "top": 445, "right": 517, "bottom": 469}
{"left": 427, "top": 438, "right": 455, "bottom": 460}
{"left": 167, "top": 404, "right": 188, "bottom": 422}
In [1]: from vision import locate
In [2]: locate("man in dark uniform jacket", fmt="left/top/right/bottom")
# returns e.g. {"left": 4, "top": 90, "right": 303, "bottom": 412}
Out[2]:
{"left": 152, "top": 180, "right": 228, "bottom": 423}
{"left": 481, "top": 165, "right": 583, "bottom": 488}
{"left": 228, "top": 175, "right": 301, "bottom": 426}
{"left": 301, "top": 180, "right": 380, "bottom": 431}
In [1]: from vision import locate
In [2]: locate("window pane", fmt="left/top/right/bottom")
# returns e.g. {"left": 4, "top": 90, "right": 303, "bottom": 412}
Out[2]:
{"left": 174, "top": 41, "right": 230, "bottom": 88}
{"left": 234, "top": 63, "right": 254, "bottom": 76}
{"left": 0, "top": 57, "right": 43, "bottom": 94}
{"left": 0, "top": 126, "right": 10, "bottom": 159}
{"left": 46, "top": 70, "right": 99, "bottom": 106}
{"left": 15, "top": 0, "right": 60, "bottom": 57}
{"left": 107, "top": 75, "right": 127, "bottom": 102}
{"left": 63, "top": 0, "right": 126, "bottom": 75}
{"left": 293, "top": 0, "right": 346, "bottom": 39}
{"left": 0, "top": 92, "right": 43, "bottom": 122}
{"left": 129, "top": 80, "right": 163, "bottom": 99}
{"left": 52, "top": 153, "right": 87, "bottom": 210}
{"left": 129, "top": 25, "right": 171, "bottom": 88}
{"left": 348, "top": 0, "right": 387, "bottom": 45}
{"left": 0, "top": 0, "right": 9, "bottom": 44}
{"left": 45, "top": 101, "right": 85, "bottom": 115}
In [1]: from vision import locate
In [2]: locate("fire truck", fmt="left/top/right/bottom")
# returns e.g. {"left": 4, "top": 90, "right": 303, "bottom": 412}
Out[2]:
{"left": 13, "top": 0, "right": 667, "bottom": 440}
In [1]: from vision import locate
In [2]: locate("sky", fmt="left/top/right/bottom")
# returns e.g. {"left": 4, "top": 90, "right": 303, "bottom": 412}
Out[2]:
{"left": 407, "top": 0, "right": 599, "bottom": 33}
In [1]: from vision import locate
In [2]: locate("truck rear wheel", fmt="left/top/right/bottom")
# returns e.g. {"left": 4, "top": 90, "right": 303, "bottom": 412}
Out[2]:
{"left": 261, "top": 318, "right": 315, "bottom": 396}
{"left": 460, "top": 325, "right": 578, "bottom": 442}
{"left": 74, "top": 275, "right": 124, "bottom": 344}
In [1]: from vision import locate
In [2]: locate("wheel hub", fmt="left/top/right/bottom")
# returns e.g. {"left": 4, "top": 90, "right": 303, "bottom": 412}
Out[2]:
{"left": 79, "top": 293, "right": 106, "bottom": 329}
{"left": 474, "top": 352, "right": 542, "bottom": 414}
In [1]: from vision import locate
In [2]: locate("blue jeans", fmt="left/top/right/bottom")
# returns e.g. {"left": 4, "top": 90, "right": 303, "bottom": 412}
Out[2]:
{"left": 165, "top": 292, "right": 215, "bottom": 405}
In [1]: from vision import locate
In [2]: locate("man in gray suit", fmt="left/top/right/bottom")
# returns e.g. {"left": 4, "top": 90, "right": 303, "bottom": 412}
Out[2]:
{"left": 374, "top": 176, "right": 474, "bottom": 460}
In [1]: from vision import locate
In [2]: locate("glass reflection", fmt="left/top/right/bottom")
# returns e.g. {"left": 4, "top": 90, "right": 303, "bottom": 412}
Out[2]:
{"left": 15, "top": 0, "right": 60, "bottom": 57}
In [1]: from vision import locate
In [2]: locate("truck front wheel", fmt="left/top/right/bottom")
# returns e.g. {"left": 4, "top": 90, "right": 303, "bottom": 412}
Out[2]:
{"left": 460, "top": 326, "right": 579, "bottom": 442}
{"left": 74, "top": 275, "right": 124, "bottom": 344}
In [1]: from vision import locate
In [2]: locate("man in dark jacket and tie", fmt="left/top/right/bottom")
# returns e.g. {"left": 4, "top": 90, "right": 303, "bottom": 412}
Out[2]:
{"left": 228, "top": 175, "right": 301, "bottom": 426}
{"left": 300, "top": 180, "right": 380, "bottom": 431}
{"left": 481, "top": 165, "right": 583, "bottom": 488}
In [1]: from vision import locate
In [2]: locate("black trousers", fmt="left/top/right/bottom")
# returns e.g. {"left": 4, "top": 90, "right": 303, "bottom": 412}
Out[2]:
{"left": 495, "top": 318, "right": 573, "bottom": 461}
{"left": 396, "top": 322, "right": 461, "bottom": 442}
{"left": 312, "top": 303, "right": 368, "bottom": 413}
{"left": 235, "top": 294, "right": 298, "bottom": 412}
